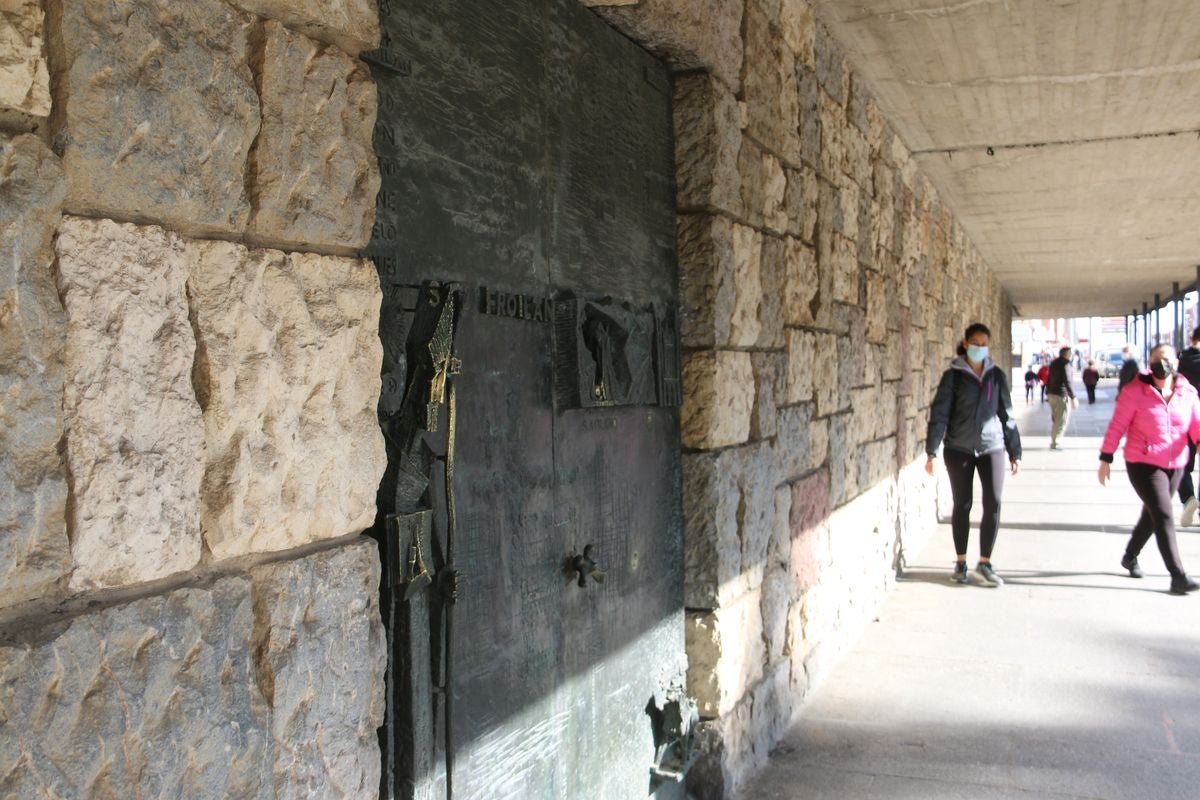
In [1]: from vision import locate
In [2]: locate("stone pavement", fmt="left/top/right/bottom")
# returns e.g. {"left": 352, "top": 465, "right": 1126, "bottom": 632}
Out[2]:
{"left": 741, "top": 378, "right": 1200, "bottom": 799}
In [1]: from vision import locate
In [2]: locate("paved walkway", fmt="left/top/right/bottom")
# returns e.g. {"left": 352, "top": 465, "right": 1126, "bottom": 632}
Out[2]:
{"left": 743, "top": 378, "right": 1200, "bottom": 799}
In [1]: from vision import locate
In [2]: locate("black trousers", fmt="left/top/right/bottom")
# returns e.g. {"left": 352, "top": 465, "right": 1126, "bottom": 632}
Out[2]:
{"left": 1126, "top": 462, "right": 1187, "bottom": 578}
{"left": 1085, "top": 384, "right": 1096, "bottom": 404}
{"left": 1177, "top": 441, "right": 1197, "bottom": 505}
{"left": 944, "top": 449, "right": 1007, "bottom": 559}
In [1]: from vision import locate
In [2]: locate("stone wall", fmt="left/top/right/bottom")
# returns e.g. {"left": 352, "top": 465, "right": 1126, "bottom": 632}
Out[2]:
{"left": 586, "top": 1, "right": 1012, "bottom": 797}
{"left": 0, "top": 0, "right": 386, "bottom": 796}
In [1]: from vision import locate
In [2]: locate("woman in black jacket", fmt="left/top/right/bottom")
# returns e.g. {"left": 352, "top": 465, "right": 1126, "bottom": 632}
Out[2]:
{"left": 925, "top": 323, "right": 1023, "bottom": 587}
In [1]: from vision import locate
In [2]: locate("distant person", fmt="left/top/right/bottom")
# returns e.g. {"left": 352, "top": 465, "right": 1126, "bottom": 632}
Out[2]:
{"left": 1046, "top": 346, "right": 1078, "bottom": 450}
{"left": 1082, "top": 360, "right": 1100, "bottom": 404}
{"left": 1099, "top": 344, "right": 1200, "bottom": 595}
{"left": 1118, "top": 346, "right": 1140, "bottom": 394}
{"left": 1176, "top": 327, "right": 1200, "bottom": 526}
{"left": 1023, "top": 364, "right": 1038, "bottom": 404}
{"left": 1037, "top": 362, "right": 1050, "bottom": 402}
{"left": 925, "top": 323, "right": 1021, "bottom": 587}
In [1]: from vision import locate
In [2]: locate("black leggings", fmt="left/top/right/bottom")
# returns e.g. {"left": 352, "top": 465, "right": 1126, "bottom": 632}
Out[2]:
{"left": 1126, "top": 462, "right": 1187, "bottom": 578}
{"left": 945, "top": 449, "right": 1007, "bottom": 558}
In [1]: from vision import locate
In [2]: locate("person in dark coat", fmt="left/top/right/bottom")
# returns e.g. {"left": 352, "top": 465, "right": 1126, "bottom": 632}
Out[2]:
{"left": 1082, "top": 360, "right": 1100, "bottom": 404}
{"left": 1176, "top": 328, "right": 1200, "bottom": 526}
{"left": 1023, "top": 365, "right": 1038, "bottom": 404}
{"left": 925, "top": 323, "right": 1022, "bottom": 587}
{"left": 1046, "top": 347, "right": 1078, "bottom": 450}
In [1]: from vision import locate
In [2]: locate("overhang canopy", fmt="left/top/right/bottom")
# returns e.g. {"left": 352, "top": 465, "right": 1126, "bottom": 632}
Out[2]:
{"left": 814, "top": 0, "right": 1200, "bottom": 318}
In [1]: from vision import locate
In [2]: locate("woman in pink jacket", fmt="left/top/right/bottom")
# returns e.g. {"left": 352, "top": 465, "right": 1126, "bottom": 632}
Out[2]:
{"left": 1099, "top": 344, "right": 1200, "bottom": 594}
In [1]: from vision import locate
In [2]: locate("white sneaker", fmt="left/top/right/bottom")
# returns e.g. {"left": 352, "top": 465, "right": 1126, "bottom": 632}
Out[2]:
{"left": 1181, "top": 497, "right": 1198, "bottom": 527}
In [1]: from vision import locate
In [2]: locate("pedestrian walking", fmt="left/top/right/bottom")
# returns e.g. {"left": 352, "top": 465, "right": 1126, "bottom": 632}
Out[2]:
{"left": 1175, "top": 327, "right": 1200, "bottom": 526}
{"left": 1046, "top": 346, "right": 1078, "bottom": 449}
{"left": 1082, "top": 360, "right": 1100, "bottom": 404}
{"left": 1023, "top": 365, "right": 1038, "bottom": 405}
{"left": 925, "top": 323, "right": 1022, "bottom": 587}
{"left": 1037, "top": 362, "right": 1050, "bottom": 403}
{"left": 1099, "top": 344, "right": 1200, "bottom": 595}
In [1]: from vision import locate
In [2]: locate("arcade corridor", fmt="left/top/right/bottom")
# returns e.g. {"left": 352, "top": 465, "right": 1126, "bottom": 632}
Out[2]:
{"left": 744, "top": 380, "right": 1200, "bottom": 799}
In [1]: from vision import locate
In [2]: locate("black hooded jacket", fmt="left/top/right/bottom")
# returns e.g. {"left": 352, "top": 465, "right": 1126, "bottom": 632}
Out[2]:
{"left": 926, "top": 357, "right": 1022, "bottom": 460}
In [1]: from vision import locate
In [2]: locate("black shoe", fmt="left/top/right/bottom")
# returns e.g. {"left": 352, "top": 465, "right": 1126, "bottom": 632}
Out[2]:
{"left": 1121, "top": 555, "right": 1144, "bottom": 579}
{"left": 1169, "top": 576, "right": 1199, "bottom": 595}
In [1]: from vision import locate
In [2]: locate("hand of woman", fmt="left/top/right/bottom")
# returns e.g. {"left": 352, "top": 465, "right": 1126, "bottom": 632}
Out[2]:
{"left": 1098, "top": 462, "right": 1110, "bottom": 486}
{"left": 1010, "top": 458, "right": 1020, "bottom": 476}
{"left": 924, "top": 456, "right": 936, "bottom": 476}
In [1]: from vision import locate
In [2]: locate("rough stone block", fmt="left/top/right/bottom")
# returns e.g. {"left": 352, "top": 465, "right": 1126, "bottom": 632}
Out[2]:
{"left": 48, "top": 0, "right": 260, "bottom": 237}
{"left": 674, "top": 73, "right": 743, "bottom": 216}
{"left": 750, "top": 661, "right": 793, "bottom": 760}
{"left": 0, "top": 0, "right": 51, "bottom": 127}
{"left": 785, "top": 165, "right": 819, "bottom": 243}
{"left": 782, "top": 236, "right": 821, "bottom": 328}
{"left": 790, "top": 468, "right": 830, "bottom": 594}
{"left": 865, "top": 270, "right": 888, "bottom": 345}
{"left": 760, "top": 567, "right": 790, "bottom": 664}
{"left": 775, "top": 403, "right": 828, "bottom": 484}
{"left": 756, "top": 234, "right": 788, "bottom": 348}
{"left": 247, "top": 20, "right": 380, "bottom": 253}
{"left": 230, "top": 0, "right": 380, "bottom": 55}
{"left": 762, "top": 153, "right": 789, "bottom": 233}
{"left": 780, "top": 0, "right": 814, "bottom": 68}
{"left": 737, "top": 139, "right": 767, "bottom": 229}
{"left": 249, "top": 540, "right": 386, "bottom": 796}
{"left": 680, "top": 351, "right": 754, "bottom": 450}
{"left": 683, "top": 442, "right": 776, "bottom": 608}
{"left": 843, "top": 122, "right": 871, "bottom": 188}
{"left": 750, "top": 352, "right": 786, "bottom": 440}
{"left": 768, "top": 484, "right": 791, "bottom": 570}
{"left": 594, "top": 0, "right": 744, "bottom": 92}
{"left": 742, "top": 0, "right": 801, "bottom": 164}
{"left": 683, "top": 450, "right": 742, "bottom": 609}
{"left": 0, "top": 539, "right": 384, "bottom": 799}
{"left": 797, "top": 69, "right": 822, "bottom": 169}
{"left": 56, "top": 217, "right": 203, "bottom": 590}
{"left": 677, "top": 215, "right": 762, "bottom": 348}
{"left": 785, "top": 329, "right": 815, "bottom": 404}
{"left": 0, "top": 575, "right": 269, "bottom": 798}
{"left": 686, "top": 590, "right": 765, "bottom": 718}
{"left": 0, "top": 135, "right": 69, "bottom": 608}
{"left": 810, "top": 331, "right": 841, "bottom": 418}
{"left": 818, "top": 91, "right": 845, "bottom": 183}
{"left": 189, "top": 241, "right": 386, "bottom": 560}
{"left": 829, "top": 232, "right": 859, "bottom": 304}
{"left": 814, "top": 24, "right": 848, "bottom": 105}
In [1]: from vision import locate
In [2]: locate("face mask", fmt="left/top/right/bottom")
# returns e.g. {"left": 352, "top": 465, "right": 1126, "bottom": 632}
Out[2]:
{"left": 966, "top": 345, "right": 988, "bottom": 363}
{"left": 1151, "top": 360, "right": 1175, "bottom": 380}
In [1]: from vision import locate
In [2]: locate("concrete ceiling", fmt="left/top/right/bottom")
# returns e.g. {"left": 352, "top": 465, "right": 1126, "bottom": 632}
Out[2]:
{"left": 813, "top": 0, "right": 1200, "bottom": 318}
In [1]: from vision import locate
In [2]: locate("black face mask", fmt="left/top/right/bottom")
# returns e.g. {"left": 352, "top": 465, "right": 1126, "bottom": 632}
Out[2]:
{"left": 1151, "top": 360, "right": 1175, "bottom": 380}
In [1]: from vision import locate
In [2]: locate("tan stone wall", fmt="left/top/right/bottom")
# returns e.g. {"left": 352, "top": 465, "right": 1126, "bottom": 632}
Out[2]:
{"left": 588, "top": 1, "right": 1013, "bottom": 797}
{"left": 0, "top": 1, "right": 385, "bottom": 795}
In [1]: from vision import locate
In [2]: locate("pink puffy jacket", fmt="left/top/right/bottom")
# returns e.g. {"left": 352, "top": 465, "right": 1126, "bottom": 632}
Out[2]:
{"left": 1100, "top": 373, "right": 1200, "bottom": 468}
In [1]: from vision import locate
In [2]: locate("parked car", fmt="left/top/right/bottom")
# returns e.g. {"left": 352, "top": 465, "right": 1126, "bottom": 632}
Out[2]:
{"left": 1097, "top": 352, "right": 1124, "bottom": 378}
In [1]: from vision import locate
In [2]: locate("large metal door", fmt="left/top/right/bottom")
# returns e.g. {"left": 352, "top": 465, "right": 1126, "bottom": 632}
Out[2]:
{"left": 367, "top": 1, "right": 691, "bottom": 799}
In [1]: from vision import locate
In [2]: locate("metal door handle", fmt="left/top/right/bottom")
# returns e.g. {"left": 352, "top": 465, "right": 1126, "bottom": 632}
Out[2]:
{"left": 571, "top": 544, "right": 606, "bottom": 587}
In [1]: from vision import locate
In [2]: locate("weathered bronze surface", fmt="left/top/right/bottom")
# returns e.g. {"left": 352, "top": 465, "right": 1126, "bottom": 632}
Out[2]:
{"left": 367, "top": 0, "right": 687, "bottom": 797}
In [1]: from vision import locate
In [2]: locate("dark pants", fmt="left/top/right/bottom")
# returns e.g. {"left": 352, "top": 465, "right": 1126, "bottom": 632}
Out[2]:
{"left": 1177, "top": 441, "right": 1197, "bottom": 505}
{"left": 1126, "top": 462, "right": 1187, "bottom": 578}
{"left": 1025, "top": 382, "right": 1035, "bottom": 402}
{"left": 1085, "top": 384, "right": 1096, "bottom": 404}
{"left": 944, "top": 449, "right": 1007, "bottom": 559}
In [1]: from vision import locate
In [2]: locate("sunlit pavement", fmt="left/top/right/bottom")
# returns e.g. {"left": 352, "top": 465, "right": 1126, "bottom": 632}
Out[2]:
{"left": 742, "top": 378, "right": 1200, "bottom": 799}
